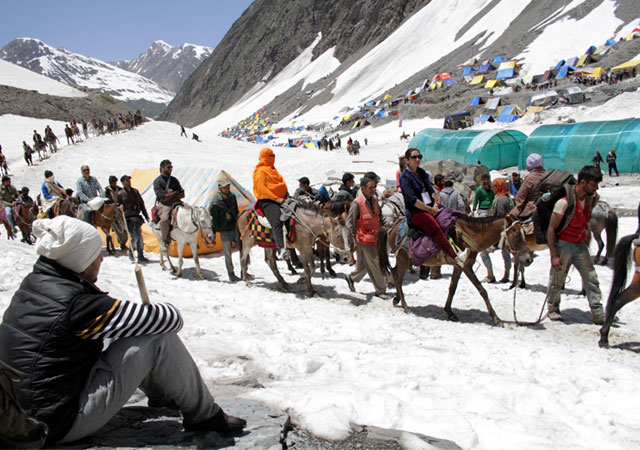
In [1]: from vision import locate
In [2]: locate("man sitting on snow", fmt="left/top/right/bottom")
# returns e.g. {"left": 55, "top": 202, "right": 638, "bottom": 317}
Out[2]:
{"left": 0, "top": 216, "right": 246, "bottom": 445}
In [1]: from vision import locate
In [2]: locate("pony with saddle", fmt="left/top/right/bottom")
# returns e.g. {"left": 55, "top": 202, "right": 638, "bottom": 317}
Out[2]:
{"left": 237, "top": 200, "right": 350, "bottom": 296}
{"left": 1, "top": 202, "right": 38, "bottom": 244}
{"left": 75, "top": 198, "right": 127, "bottom": 254}
{"left": 150, "top": 204, "right": 215, "bottom": 280}
{"left": 378, "top": 213, "right": 533, "bottom": 325}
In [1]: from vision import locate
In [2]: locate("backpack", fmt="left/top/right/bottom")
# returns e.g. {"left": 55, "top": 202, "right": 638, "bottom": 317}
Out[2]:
{"left": 532, "top": 169, "right": 577, "bottom": 245}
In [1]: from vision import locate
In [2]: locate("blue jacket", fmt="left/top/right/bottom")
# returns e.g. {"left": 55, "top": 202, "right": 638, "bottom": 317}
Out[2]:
{"left": 41, "top": 181, "right": 64, "bottom": 200}
{"left": 399, "top": 167, "right": 435, "bottom": 222}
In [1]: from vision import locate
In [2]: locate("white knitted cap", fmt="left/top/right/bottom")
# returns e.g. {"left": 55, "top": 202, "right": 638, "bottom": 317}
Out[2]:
{"left": 33, "top": 216, "right": 102, "bottom": 273}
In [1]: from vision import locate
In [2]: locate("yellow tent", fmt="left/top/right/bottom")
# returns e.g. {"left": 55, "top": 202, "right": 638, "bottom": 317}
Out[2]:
{"left": 576, "top": 54, "right": 589, "bottom": 67}
{"left": 484, "top": 79, "right": 502, "bottom": 89}
{"left": 524, "top": 106, "right": 545, "bottom": 115}
{"left": 578, "top": 67, "right": 604, "bottom": 78}
{"left": 129, "top": 167, "right": 255, "bottom": 257}
{"left": 304, "top": 142, "right": 317, "bottom": 148}
{"left": 610, "top": 60, "right": 640, "bottom": 71}
{"left": 429, "top": 82, "right": 438, "bottom": 89}
{"left": 469, "top": 75, "right": 484, "bottom": 85}
{"left": 383, "top": 94, "right": 392, "bottom": 100}
{"left": 342, "top": 114, "right": 351, "bottom": 121}
{"left": 497, "top": 61, "right": 517, "bottom": 70}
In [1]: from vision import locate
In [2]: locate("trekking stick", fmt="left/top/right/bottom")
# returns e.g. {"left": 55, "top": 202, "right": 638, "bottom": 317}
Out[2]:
{"left": 120, "top": 209, "right": 150, "bottom": 304}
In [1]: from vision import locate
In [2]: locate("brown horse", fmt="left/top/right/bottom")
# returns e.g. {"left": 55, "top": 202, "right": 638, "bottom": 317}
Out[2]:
{"left": 237, "top": 201, "right": 350, "bottom": 296}
{"left": 599, "top": 232, "right": 640, "bottom": 347}
{"left": 86, "top": 203, "right": 119, "bottom": 254}
{"left": 378, "top": 215, "right": 533, "bottom": 325}
{"left": 1, "top": 202, "right": 38, "bottom": 244}
{"left": 49, "top": 197, "right": 79, "bottom": 217}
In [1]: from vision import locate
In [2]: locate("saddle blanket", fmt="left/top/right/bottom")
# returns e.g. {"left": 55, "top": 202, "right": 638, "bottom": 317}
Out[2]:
{"left": 249, "top": 210, "right": 295, "bottom": 248}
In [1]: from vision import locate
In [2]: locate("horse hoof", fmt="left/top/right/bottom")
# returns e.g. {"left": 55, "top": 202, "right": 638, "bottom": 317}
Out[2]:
{"left": 508, "top": 284, "right": 516, "bottom": 290}
{"left": 447, "top": 313, "right": 459, "bottom": 322}
{"left": 519, "top": 283, "right": 526, "bottom": 289}
{"left": 598, "top": 338, "right": 610, "bottom": 348}
{"left": 493, "top": 318, "right": 504, "bottom": 327}
{"left": 392, "top": 296, "right": 400, "bottom": 306}
{"left": 310, "top": 290, "right": 320, "bottom": 298}
{"left": 328, "top": 271, "right": 337, "bottom": 278}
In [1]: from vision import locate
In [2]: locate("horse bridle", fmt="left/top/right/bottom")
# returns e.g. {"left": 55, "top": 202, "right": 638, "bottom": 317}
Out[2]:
{"left": 499, "top": 219, "right": 528, "bottom": 257}
{"left": 321, "top": 214, "right": 350, "bottom": 254}
{"left": 191, "top": 207, "right": 215, "bottom": 247}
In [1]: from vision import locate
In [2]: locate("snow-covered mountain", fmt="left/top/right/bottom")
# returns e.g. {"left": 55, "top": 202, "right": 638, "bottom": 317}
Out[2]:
{"left": 112, "top": 40, "right": 212, "bottom": 92}
{"left": 0, "top": 38, "right": 175, "bottom": 117}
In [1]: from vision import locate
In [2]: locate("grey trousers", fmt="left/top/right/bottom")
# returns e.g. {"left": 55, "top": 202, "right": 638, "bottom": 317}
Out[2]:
{"left": 59, "top": 333, "right": 219, "bottom": 443}
{"left": 350, "top": 242, "right": 386, "bottom": 295}
{"left": 219, "top": 229, "right": 238, "bottom": 277}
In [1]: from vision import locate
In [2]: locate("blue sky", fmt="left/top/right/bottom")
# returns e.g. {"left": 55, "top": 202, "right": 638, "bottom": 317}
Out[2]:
{"left": 0, "top": 0, "right": 254, "bottom": 61}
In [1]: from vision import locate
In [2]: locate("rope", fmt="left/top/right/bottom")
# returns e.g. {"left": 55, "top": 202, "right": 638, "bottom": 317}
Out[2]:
{"left": 513, "top": 259, "right": 568, "bottom": 326}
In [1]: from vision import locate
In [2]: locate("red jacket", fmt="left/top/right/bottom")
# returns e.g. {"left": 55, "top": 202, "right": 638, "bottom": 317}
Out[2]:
{"left": 354, "top": 194, "right": 380, "bottom": 245}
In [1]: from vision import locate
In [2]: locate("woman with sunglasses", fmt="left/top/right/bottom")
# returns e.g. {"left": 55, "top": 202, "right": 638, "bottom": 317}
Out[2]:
{"left": 399, "top": 148, "right": 463, "bottom": 265}
{"left": 253, "top": 148, "right": 289, "bottom": 257}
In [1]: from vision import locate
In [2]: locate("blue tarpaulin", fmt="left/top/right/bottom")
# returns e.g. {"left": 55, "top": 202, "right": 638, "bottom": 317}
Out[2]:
{"left": 365, "top": 100, "right": 375, "bottom": 107}
{"left": 496, "top": 68, "right": 515, "bottom": 80}
{"left": 605, "top": 39, "right": 616, "bottom": 46}
{"left": 470, "top": 96, "right": 484, "bottom": 106}
{"left": 497, "top": 114, "right": 518, "bottom": 123}
{"left": 478, "top": 63, "right": 496, "bottom": 73}
{"left": 585, "top": 45, "right": 596, "bottom": 54}
{"left": 554, "top": 59, "right": 565, "bottom": 70}
{"left": 477, "top": 114, "right": 491, "bottom": 123}
{"left": 462, "top": 67, "right": 476, "bottom": 76}
{"left": 555, "top": 65, "right": 576, "bottom": 79}
{"left": 493, "top": 56, "right": 505, "bottom": 64}
{"left": 443, "top": 79, "right": 457, "bottom": 86}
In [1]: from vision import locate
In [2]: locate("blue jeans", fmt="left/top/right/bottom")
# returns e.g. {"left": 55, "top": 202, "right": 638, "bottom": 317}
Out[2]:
{"left": 547, "top": 240, "right": 604, "bottom": 317}
{"left": 4, "top": 206, "right": 15, "bottom": 229}
{"left": 80, "top": 203, "right": 91, "bottom": 223}
{"left": 219, "top": 229, "right": 238, "bottom": 277}
{"left": 126, "top": 217, "right": 144, "bottom": 260}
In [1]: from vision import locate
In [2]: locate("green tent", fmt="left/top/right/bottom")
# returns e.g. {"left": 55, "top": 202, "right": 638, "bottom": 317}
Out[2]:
{"left": 408, "top": 129, "right": 527, "bottom": 170}
{"left": 521, "top": 119, "right": 640, "bottom": 173}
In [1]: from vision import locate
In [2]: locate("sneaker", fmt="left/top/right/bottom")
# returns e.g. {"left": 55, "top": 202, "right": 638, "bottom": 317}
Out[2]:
{"left": 548, "top": 311, "right": 564, "bottom": 322}
{"left": 138, "top": 256, "right": 150, "bottom": 263}
{"left": 184, "top": 409, "right": 246, "bottom": 435}
{"left": 0, "top": 369, "right": 49, "bottom": 449}
{"left": 345, "top": 275, "right": 356, "bottom": 292}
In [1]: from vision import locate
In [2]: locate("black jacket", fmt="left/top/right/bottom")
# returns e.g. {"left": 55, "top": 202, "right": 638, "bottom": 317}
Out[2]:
{"left": 209, "top": 192, "right": 238, "bottom": 232}
{"left": 0, "top": 257, "right": 115, "bottom": 442}
{"left": 117, "top": 187, "right": 149, "bottom": 220}
{"left": 153, "top": 175, "right": 184, "bottom": 206}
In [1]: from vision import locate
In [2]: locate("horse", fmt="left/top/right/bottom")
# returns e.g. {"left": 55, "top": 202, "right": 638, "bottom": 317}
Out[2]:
{"left": 49, "top": 197, "right": 79, "bottom": 217}
{"left": 588, "top": 201, "right": 618, "bottom": 265}
{"left": 237, "top": 201, "right": 350, "bottom": 296}
{"left": 598, "top": 231, "right": 640, "bottom": 348}
{"left": 378, "top": 215, "right": 533, "bottom": 326}
{"left": 151, "top": 205, "right": 214, "bottom": 280}
{"left": 82, "top": 202, "right": 121, "bottom": 254}
{"left": 1, "top": 202, "right": 38, "bottom": 244}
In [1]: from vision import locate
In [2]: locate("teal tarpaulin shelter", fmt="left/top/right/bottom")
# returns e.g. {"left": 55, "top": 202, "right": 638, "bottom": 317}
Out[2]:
{"left": 409, "top": 129, "right": 527, "bottom": 170}
{"left": 521, "top": 119, "right": 640, "bottom": 173}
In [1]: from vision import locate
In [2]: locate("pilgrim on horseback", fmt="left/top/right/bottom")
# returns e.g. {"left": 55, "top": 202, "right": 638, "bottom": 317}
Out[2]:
{"left": 252, "top": 148, "right": 290, "bottom": 259}
{"left": 1, "top": 175, "right": 19, "bottom": 234}
{"left": 76, "top": 165, "right": 105, "bottom": 223}
{"left": 117, "top": 175, "right": 150, "bottom": 263}
{"left": 209, "top": 178, "right": 240, "bottom": 281}
{"left": 547, "top": 165, "right": 605, "bottom": 324}
{"left": 105, "top": 175, "right": 122, "bottom": 203}
{"left": 399, "top": 148, "right": 466, "bottom": 267}
{"left": 153, "top": 159, "right": 185, "bottom": 247}
{"left": 41, "top": 170, "right": 68, "bottom": 218}
{"left": 294, "top": 177, "right": 318, "bottom": 201}
{"left": 345, "top": 173, "right": 389, "bottom": 298}
{"left": 510, "top": 153, "right": 546, "bottom": 220}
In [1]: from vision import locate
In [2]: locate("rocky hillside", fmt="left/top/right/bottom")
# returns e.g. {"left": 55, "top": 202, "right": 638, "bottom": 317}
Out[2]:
{"left": 112, "top": 40, "right": 212, "bottom": 93}
{"left": 162, "top": 0, "right": 640, "bottom": 128}
{"left": 162, "top": 0, "right": 431, "bottom": 126}
{"left": 0, "top": 38, "right": 174, "bottom": 118}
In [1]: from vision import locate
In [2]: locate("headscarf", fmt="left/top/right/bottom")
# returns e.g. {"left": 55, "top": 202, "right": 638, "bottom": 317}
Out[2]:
{"left": 492, "top": 177, "right": 508, "bottom": 198}
{"left": 33, "top": 216, "right": 102, "bottom": 273}
{"left": 526, "top": 153, "right": 542, "bottom": 170}
{"left": 253, "top": 148, "right": 288, "bottom": 200}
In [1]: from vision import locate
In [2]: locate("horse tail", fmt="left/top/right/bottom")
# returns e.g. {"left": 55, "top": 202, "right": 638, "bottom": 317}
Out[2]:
{"left": 605, "top": 209, "right": 618, "bottom": 260}
{"left": 605, "top": 232, "right": 638, "bottom": 319}
{"left": 377, "top": 229, "right": 391, "bottom": 276}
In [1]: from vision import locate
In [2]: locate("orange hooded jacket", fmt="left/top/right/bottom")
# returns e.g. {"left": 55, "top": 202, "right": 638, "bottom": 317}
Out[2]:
{"left": 253, "top": 148, "right": 288, "bottom": 200}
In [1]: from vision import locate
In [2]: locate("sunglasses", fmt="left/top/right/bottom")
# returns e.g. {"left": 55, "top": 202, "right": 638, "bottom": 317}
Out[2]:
{"left": 82, "top": 169, "right": 90, "bottom": 172}
{"left": 267, "top": 154, "right": 275, "bottom": 157}
{"left": 410, "top": 154, "right": 423, "bottom": 160}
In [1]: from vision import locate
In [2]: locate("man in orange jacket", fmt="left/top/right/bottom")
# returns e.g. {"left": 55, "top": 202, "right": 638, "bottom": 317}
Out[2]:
{"left": 253, "top": 148, "right": 289, "bottom": 257}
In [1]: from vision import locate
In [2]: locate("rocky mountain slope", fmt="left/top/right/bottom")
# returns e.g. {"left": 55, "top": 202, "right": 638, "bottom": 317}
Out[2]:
{"left": 162, "top": 0, "right": 640, "bottom": 129}
{"left": 0, "top": 38, "right": 174, "bottom": 118}
{"left": 112, "top": 40, "right": 212, "bottom": 93}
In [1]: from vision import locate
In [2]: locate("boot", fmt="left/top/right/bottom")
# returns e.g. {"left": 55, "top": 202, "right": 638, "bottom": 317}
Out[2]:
{"left": 184, "top": 408, "right": 246, "bottom": 435}
{"left": 0, "top": 369, "right": 49, "bottom": 449}
{"left": 482, "top": 269, "right": 496, "bottom": 283}
{"left": 499, "top": 269, "right": 510, "bottom": 283}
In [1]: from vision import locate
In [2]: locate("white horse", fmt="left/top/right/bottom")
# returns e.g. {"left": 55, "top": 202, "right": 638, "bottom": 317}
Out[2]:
{"left": 151, "top": 205, "right": 215, "bottom": 279}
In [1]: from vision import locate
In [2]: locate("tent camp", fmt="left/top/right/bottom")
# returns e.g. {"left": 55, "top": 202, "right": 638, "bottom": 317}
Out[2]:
{"left": 476, "top": 114, "right": 495, "bottom": 124}
{"left": 576, "top": 54, "right": 591, "bottom": 67}
{"left": 432, "top": 73, "right": 451, "bottom": 81}
{"left": 477, "top": 63, "right": 496, "bottom": 73}
{"left": 497, "top": 105, "right": 522, "bottom": 124}
{"left": 626, "top": 28, "right": 640, "bottom": 41}
{"left": 554, "top": 65, "right": 576, "bottom": 79}
{"left": 131, "top": 167, "right": 255, "bottom": 257}
{"left": 566, "top": 57, "right": 579, "bottom": 67}
{"left": 528, "top": 90, "right": 559, "bottom": 108}
{"left": 470, "top": 96, "right": 486, "bottom": 106}
{"left": 559, "top": 86, "right": 585, "bottom": 104}
{"left": 610, "top": 60, "right": 640, "bottom": 77}
{"left": 539, "top": 70, "right": 555, "bottom": 82}
{"left": 409, "top": 129, "right": 526, "bottom": 170}
{"left": 484, "top": 79, "right": 502, "bottom": 89}
{"left": 493, "top": 56, "right": 506, "bottom": 65}
{"left": 496, "top": 68, "right": 515, "bottom": 80}
{"left": 486, "top": 97, "right": 502, "bottom": 110}
{"left": 469, "top": 75, "right": 484, "bottom": 85}
{"left": 521, "top": 119, "right": 640, "bottom": 173}
{"left": 443, "top": 112, "right": 473, "bottom": 130}
{"left": 462, "top": 67, "right": 476, "bottom": 76}
{"left": 578, "top": 66, "right": 605, "bottom": 78}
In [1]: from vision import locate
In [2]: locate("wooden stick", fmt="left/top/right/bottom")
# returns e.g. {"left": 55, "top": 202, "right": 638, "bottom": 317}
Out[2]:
{"left": 120, "top": 209, "right": 150, "bottom": 304}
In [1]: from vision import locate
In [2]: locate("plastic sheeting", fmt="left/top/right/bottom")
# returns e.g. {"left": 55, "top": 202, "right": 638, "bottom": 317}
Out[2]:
{"left": 408, "top": 129, "right": 526, "bottom": 170}
{"left": 521, "top": 119, "right": 640, "bottom": 173}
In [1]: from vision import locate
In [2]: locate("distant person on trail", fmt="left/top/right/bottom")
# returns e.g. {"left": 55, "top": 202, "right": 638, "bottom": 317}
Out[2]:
{"left": 76, "top": 165, "right": 105, "bottom": 223}
{"left": 117, "top": 174, "right": 149, "bottom": 263}
{"left": 153, "top": 159, "right": 185, "bottom": 247}
{"left": 192, "top": 133, "right": 201, "bottom": 142}
{"left": 0, "top": 215, "right": 246, "bottom": 446}
{"left": 510, "top": 153, "right": 546, "bottom": 220}
{"left": 479, "top": 177, "right": 513, "bottom": 283}
{"left": 546, "top": 165, "right": 605, "bottom": 324}
{"left": 65, "top": 125, "right": 75, "bottom": 145}
{"left": 209, "top": 179, "right": 240, "bottom": 282}
{"left": 252, "top": 148, "right": 289, "bottom": 259}
{"left": 473, "top": 173, "right": 494, "bottom": 217}
{"left": 180, "top": 125, "right": 188, "bottom": 138}
{"left": 592, "top": 150, "right": 603, "bottom": 172}
{"left": 606, "top": 148, "right": 619, "bottom": 176}
{"left": 0, "top": 145, "right": 8, "bottom": 175}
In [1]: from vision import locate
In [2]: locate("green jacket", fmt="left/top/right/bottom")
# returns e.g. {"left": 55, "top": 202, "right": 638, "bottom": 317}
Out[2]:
{"left": 473, "top": 186, "right": 494, "bottom": 211}
{"left": 209, "top": 192, "right": 238, "bottom": 232}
